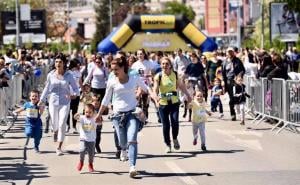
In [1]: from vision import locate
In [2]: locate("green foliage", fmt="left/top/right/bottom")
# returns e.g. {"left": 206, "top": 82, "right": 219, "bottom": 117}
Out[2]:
{"left": 162, "top": 2, "right": 195, "bottom": 21}
{"left": 198, "top": 17, "right": 205, "bottom": 30}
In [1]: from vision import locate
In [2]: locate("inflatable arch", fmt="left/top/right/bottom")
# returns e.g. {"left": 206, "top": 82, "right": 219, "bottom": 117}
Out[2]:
{"left": 97, "top": 14, "right": 218, "bottom": 54}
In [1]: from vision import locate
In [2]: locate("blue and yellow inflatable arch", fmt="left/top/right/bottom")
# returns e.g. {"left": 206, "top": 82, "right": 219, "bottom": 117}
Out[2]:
{"left": 97, "top": 15, "right": 217, "bottom": 54}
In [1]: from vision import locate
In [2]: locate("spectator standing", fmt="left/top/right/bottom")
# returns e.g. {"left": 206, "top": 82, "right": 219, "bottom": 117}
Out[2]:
{"left": 222, "top": 47, "right": 245, "bottom": 121}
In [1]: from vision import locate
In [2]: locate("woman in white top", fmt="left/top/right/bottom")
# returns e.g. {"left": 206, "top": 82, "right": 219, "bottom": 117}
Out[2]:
{"left": 97, "top": 58, "right": 158, "bottom": 178}
{"left": 84, "top": 54, "right": 108, "bottom": 103}
{"left": 131, "top": 49, "right": 156, "bottom": 120}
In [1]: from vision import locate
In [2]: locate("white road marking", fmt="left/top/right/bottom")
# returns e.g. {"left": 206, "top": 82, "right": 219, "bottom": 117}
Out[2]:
{"left": 216, "top": 129, "right": 263, "bottom": 151}
{"left": 165, "top": 161, "right": 198, "bottom": 185}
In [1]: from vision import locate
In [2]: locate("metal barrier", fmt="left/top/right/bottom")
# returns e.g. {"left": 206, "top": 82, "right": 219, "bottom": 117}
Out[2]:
{"left": 244, "top": 75, "right": 300, "bottom": 134}
{"left": 275, "top": 80, "right": 300, "bottom": 133}
{"left": 0, "top": 64, "right": 49, "bottom": 137}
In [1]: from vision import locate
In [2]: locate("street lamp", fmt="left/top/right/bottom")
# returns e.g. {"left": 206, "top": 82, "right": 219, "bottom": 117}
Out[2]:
{"left": 15, "top": 0, "right": 20, "bottom": 48}
{"left": 109, "top": 0, "right": 112, "bottom": 32}
{"left": 67, "top": 0, "right": 71, "bottom": 56}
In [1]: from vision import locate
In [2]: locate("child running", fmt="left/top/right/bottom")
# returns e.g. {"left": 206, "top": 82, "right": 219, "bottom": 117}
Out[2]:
{"left": 91, "top": 94, "right": 102, "bottom": 153}
{"left": 182, "top": 80, "right": 194, "bottom": 121}
{"left": 14, "top": 90, "right": 43, "bottom": 153}
{"left": 210, "top": 78, "right": 224, "bottom": 118}
{"left": 190, "top": 91, "right": 211, "bottom": 151}
{"left": 233, "top": 75, "right": 250, "bottom": 125}
{"left": 74, "top": 104, "right": 100, "bottom": 172}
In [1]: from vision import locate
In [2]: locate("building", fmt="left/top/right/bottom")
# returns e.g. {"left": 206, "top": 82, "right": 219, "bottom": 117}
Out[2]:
{"left": 146, "top": 0, "right": 205, "bottom": 27}
{"left": 47, "top": 0, "right": 96, "bottom": 43}
{"left": 205, "top": 0, "right": 256, "bottom": 47}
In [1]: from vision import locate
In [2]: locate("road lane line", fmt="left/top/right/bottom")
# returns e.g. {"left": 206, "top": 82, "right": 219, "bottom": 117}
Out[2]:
{"left": 165, "top": 161, "right": 198, "bottom": 185}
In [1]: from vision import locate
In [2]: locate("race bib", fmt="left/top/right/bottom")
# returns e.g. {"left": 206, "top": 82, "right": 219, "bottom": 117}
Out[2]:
{"left": 26, "top": 108, "right": 38, "bottom": 118}
{"left": 196, "top": 110, "right": 206, "bottom": 122}
{"left": 82, "top": 123, "right": 95, "bottom": 132}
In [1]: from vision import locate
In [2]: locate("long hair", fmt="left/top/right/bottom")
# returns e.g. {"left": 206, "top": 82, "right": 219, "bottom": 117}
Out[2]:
{"left": 111, "top": 57, "right": 129, "bottom": 74}
{"left": 50, "top": 53, "right": 68, "bottom": 71}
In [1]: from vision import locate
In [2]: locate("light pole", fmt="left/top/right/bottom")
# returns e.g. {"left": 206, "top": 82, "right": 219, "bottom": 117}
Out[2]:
{"left": 67, "top": 0, "right": 71, "bottom": 56}
{"left": 236, "top": 0, "right": 241, "bottom": 48}
{"left": 261, "top": 0, "right": 265, "bottom": 49}
{"left": 109, "top": 0, "right": 112, "bottom": 32}
{"left": 15, "top": 0, "right": 20, "bottom": 48}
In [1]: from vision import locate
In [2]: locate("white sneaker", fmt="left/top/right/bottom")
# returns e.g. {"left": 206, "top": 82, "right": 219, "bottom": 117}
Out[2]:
{"left": 219, "top": 113, "right": 224, "bottom": 119}
{"left": 165, "top": 146, "right": 172, "bottom": 153}
{"left": 129, "top": 166, "right": 138, "bottom": 178}
{"left": 120, "top": 150, "right": 127, "bottom": 161}
{"left": 56, "top": 148, "right": 63, "bottom": 156}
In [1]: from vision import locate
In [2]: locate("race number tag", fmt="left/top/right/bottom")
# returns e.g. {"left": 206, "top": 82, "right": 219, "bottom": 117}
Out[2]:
{"left": 26, "top": 108, "right": 38, "bottom": 118}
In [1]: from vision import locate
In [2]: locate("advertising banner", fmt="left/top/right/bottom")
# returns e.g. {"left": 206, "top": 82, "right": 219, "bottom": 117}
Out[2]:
{"left": 270, "top": 3, "right": 300, "bottom": 42}
{"left": 1, "top": 10, "right": 46, "bottom": 44}
{"left": 122, "top": 33, "right": 192, "bottom": 52}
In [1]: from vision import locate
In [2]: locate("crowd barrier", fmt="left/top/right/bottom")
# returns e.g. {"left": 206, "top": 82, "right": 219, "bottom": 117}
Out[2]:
{"left": 0, "top": 64, "right": 49, "bottom": 137}
{"left": 245, "top": 76, "right": 300, "bottom": 134}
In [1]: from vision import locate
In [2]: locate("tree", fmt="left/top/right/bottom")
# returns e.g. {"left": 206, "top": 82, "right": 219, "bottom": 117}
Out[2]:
{"left": 162, "top": 1, "right": 195, "bottom": 22}
{"left": 91, "top": 0, "right": 145, "bottom": 52}
{"left": 91, "top": 0, "right": 110, "bottom": 53}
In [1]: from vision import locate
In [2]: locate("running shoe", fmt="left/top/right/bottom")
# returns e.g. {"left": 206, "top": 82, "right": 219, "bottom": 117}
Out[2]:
{"left": 56, "top": 148, "right": 63, "bottom": 156}
{"left": 165, "top": 145, "right": 172, "bottom": 153}
{"left": 201, "top": 144, "right": 207, "bottom": 151}
{"left": 193, "top": 138, "right": 197, "bottom": 146}
{"left": 120, "top": 150, "right": 127, "bottom": 161}
{"left": 129, "top": 166, "right": 137, "bottom": 178}
{"left": 77, "top": 161, "right": 83, "bottom": 171}
{"left": 88, "top": 163, "right": 94, "bottom": 172}
{"left": 173, "top": 139, "right": 180, "bottom": 150}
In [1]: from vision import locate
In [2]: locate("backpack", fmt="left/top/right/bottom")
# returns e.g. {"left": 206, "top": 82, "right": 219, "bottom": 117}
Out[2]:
{"left": 158, "top": 71, "right": 178, "bottom": 87}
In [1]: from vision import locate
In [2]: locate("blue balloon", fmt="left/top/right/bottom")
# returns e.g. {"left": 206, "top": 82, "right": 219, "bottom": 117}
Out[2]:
{"left": 34, "top": 69, "right": 42, "bottom": 77}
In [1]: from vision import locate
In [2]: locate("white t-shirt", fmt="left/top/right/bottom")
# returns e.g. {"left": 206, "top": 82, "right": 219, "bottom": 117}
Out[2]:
{"left": 101, "top": 74, "right": 149, "bottom": 113}
{"left": 173, "top": 55, "right": 190, "bottom": 75}
{"left": 131, "top": 59, "right": 156, "bottom": 85}
{"left": 79, "top": 115, "right": 97, "bottom": 142}
{"left": 84, "top": 66, "right": 108, "bottom": 89}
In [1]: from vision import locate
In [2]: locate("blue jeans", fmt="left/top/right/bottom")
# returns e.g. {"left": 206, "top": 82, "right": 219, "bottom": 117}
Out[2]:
{"left": 112, "top": 113, "right": 139, "bottom": 167}
{"left": 158, "top": 103, "right": 180, "bottom": 146}
{"left": 210, "top": 98, "right": 223, "bottom": 113}
{"left": 25, "top": 119, "right": 42, "bottom": 149}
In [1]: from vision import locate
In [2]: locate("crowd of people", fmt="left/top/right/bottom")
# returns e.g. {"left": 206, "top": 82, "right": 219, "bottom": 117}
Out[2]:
{"left": 0, "top": 45, "right": 299, "bottom": 178}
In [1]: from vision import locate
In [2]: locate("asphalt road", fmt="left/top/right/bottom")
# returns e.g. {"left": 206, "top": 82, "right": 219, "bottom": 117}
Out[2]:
{"left": 1, "top": 104, "right": 300, "bottom": 185}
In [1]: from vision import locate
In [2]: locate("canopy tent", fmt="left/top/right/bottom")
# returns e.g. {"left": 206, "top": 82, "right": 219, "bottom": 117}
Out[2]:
{"left": 97, "top": 14, "right": 218, "bottom": 54}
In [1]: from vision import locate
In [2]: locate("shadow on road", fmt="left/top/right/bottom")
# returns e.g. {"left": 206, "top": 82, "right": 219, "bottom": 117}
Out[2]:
{"left": 138, "top": 149, "right": 244, "bottom": 160}
{"left": 0, "top": 162, "right": 49, "bottom": 181}
{"left": 136, "top": 170, "right": 213, "bottom": 179}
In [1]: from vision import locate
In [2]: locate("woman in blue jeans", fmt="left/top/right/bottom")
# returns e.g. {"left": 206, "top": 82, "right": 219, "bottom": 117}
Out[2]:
{"left": 153, "top": 57, "right": 192, "bottom": 153}
{"left": 96, "top": 57, "right": 158, "bottom": 178}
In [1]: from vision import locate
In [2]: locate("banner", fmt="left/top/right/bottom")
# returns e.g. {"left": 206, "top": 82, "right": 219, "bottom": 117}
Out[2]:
{"left": 270, "top": 3, "right": 300, "bottom": 42}
{"left": 1, "top": 10, "right": 46, "bottom": 44}
{"left": 122, "top": 33, "right": 192, "bottom": 52}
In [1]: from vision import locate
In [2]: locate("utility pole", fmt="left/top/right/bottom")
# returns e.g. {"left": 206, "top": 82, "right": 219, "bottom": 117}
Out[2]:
{"left": 109, "top": 0, "right": 112, "bottom": 32}
{"left": 15, "top": 0, "right": 20, "bottom": 48}
{"left": 67, "top": 0, "right": 71, "bottom": 56}
{"left": 237, "top": 0, "right": 241, "bottom": 48}
{"left": 261, "top": 0, "right": 264, "bottom": 49}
